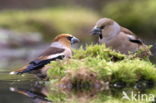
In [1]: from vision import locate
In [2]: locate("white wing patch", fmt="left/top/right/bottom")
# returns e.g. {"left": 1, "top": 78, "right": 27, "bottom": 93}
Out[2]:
{"left": 127, "top": 35, "right": 135, "bottom": 40}
{"left": 47, "top": 52, "right": 65, "bottom": 59}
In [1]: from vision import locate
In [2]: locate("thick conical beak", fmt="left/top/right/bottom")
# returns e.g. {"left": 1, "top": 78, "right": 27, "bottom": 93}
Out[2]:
{"left": 90, "top": 27, "right": 102, "bottom": 35}
{"left": 71, "top": 37, "right": 80, "bottom": 44}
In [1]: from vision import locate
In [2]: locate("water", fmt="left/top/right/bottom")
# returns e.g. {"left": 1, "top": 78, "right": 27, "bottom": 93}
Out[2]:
{"left": 0, "top": 81, "right": 34, "bottom": 103}
{"left": 0, "top": 72, "right": 50, "bottom": 103}
{"left": 0, "top": 70, "right": 156, "bottom": 103}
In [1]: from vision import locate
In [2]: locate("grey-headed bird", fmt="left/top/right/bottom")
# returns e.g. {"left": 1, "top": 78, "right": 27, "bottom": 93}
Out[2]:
{"left": 91, "top": 18, "right": 150, "bottom": 55}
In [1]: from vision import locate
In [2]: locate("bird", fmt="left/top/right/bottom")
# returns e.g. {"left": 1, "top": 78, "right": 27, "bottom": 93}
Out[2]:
{"left": 90, "top": 18, "right": 150, "bottom": 55}
{"left": 10, "top": 34, "right": 79, "bottom": 79}
{"left": 10, "top": 85, "right": 51, "bottom": 103}
{"left": 10, "top": 87, "right": 52, "bottom": 103}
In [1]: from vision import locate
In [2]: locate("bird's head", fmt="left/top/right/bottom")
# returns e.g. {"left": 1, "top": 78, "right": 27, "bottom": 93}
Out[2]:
{"left": 91, "top": 18, "right": 120, "bottom": 39}
{"left": 53, "top": 34, "right": 79, "bottom": 48}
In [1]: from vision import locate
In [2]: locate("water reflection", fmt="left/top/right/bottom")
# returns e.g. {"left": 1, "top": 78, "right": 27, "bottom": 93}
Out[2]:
{"left": 0, "top": 73, "right": 155, "bottom": 103}
{"left": 0, "top": 72, "right": 51, "bottom": 103}
{"left": 0, "top": 79, "right": 36, "bottom": 103}
{"left": 47, "top": 78, "right": 156, "bottom": 103}
{"left": 10, "top": 85, "right": 51, "bottom": 103}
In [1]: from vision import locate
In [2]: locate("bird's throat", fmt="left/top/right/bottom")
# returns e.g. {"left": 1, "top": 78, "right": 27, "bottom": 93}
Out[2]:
{"left": 99, "top": 34, "right": 103, "bottom": 39}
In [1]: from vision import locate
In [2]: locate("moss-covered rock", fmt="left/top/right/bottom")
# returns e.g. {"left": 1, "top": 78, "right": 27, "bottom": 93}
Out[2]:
{"left": 47, "top": 45, "right": 156, "bottom": 103}
{"left": 47, "top": 45, "right": 155, "bottom": 85}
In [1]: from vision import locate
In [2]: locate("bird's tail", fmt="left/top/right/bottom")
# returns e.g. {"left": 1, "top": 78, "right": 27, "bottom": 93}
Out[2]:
{"left": 10, "top": 87, "right": 52, "bottom": 102}
{"left": 9, "top": 65, "right": 28, "bottom": 75}
{"left": 10, "top": 87, "right": 30, "bottom": 97}
{"left": 10, "top": 87, "right": 42, "bottom": 98}
{"left": 9, "top": 55, "right": 65, "bottom": 75}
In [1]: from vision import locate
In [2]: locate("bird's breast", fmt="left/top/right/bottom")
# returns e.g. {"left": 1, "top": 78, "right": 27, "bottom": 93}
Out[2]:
{"left": 64, "top": 48, "right": 72, "bottom": 58}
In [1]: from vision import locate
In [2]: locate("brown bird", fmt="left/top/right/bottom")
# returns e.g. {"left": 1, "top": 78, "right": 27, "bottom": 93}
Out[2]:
{"left": 10, "top": 85, "right": 51, "bottom": 103}
{"left": 91, "top": 18, "right": 150, "bottom": 55}
{"left": 10, "top": 34, "right": 79, "bottom": 79}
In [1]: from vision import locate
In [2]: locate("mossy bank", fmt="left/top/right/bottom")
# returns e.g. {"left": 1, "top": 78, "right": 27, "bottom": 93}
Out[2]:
{"left": 47, "top": 45, "right": 156, "bottom": 103}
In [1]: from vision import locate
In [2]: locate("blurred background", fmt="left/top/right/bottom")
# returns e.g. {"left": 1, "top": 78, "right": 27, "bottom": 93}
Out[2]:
{"left": 0, "top": 0, "right": 156, "bottom": 71}
{"left": 0, "top": 0, "right": 156, "bottom": 103}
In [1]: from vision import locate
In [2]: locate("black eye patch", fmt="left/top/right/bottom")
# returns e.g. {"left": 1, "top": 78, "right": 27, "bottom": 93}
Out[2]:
{"left": 67, "top": 36, "right": 73, "bottom": 41}
{"left": 100, "top": 26, "right": 105, "bottom": 29}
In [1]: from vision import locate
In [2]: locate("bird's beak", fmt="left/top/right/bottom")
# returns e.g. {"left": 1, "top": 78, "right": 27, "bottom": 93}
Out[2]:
{"left": 71, "top": 37, "right": 80, "bottom": 44}
{"left": 90, "top": 27, "right": 102, "bottom": 35}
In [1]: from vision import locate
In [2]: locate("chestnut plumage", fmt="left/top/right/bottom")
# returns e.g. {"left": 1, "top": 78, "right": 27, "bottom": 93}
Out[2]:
{"left": 10, "top": 34, "right": 79, "bottom": 79}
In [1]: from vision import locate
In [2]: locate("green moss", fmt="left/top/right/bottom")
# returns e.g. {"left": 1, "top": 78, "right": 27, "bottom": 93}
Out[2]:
{"left": 47, "top": 90, "right": 67, "bottom": 102}
{"left": 110, "top": 59, "right": 156, "bottom": 83}
{"left": 73, "top": 45, "right": 126, "bottom": 61}
{"left": 48, "top": 45, "right": 155, "bottom": 82}
{"left": 47, "top": 45, "right": 155, "bottom": 103}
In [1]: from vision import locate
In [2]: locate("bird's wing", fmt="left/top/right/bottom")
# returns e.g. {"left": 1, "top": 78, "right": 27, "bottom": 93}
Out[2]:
{"left": 39, "top": 47, "right": 65, "bottom": 57}
{"left": 10, "top": 87, "right": 52, "bottom": 103}
{"left": 121, "top": 27, "right": 143, "bottom": 45}
{"left": 121, "top": 27, "right": 135, "bottom": 35}
{"left": 10, "top": 47, "right": 65, "bottom": 74}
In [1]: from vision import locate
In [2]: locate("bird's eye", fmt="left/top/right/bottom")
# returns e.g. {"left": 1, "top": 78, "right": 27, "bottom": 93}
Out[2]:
{"left": 100, "top": 26, "right": 105, "bottom": 29}
{"left": 67, "top": 36, "right": 73, "bottom": 41}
